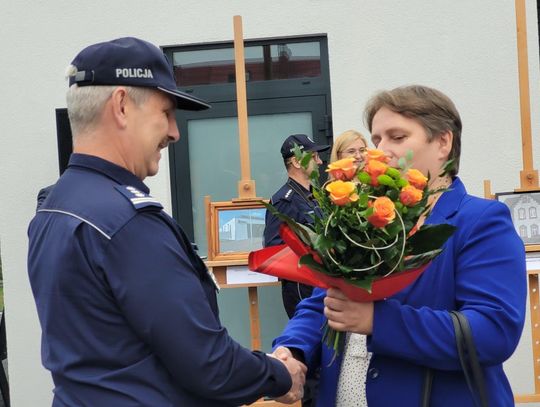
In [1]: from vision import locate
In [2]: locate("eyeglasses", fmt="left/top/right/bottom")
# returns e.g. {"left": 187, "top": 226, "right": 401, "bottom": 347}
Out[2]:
{"left": 341, "top": 147, "right": 367, "bottom": 156}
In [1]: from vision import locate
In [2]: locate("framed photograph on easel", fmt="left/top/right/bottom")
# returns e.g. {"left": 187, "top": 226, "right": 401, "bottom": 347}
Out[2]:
{"left": 206, "top": 200, "right": 267, "bottom": 261}
{"left": 495, "top": 191, "right": 540, "bottom": 247}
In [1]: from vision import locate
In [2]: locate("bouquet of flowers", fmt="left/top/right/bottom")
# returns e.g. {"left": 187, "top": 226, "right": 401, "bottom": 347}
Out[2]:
{"left": 249, "top": 146, "right": 455, "bottom": 354}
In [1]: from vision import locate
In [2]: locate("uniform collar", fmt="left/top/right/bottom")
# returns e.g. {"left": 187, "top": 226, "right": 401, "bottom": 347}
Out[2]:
{"left": 287, "top": 177, "right": 311, "bottom": 194}
{"left": 68, "top": 153, "right": 150, "bottom": 194}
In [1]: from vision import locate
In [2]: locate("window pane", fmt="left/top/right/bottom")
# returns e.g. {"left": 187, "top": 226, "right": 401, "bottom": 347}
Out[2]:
{"left": 187, "top": 112, "right": 312, "bottom": 256}
{"left": 173, "top": 48, "right": 235, "bottom": 86}
{"left": 173, "top": 41, "right": 321, "bottom": 86}
{"left": 264, "top": 42, "right": 321, "bottom": 80}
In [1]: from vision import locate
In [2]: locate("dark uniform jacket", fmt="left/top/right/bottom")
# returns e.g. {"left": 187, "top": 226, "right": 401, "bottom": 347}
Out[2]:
{"left": 28, "top": 153, "right": 291, "bottom": 406}
{"left": 263, "top": 177, "right": 322, "bottom": 318}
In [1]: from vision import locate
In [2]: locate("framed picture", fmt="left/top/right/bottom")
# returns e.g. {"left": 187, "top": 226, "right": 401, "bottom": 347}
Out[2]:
{"left": 206, "top": 199, "right": 267, "bottom": 261}
{"left": 495, "top": 190, "right": 540, "bottom": 250}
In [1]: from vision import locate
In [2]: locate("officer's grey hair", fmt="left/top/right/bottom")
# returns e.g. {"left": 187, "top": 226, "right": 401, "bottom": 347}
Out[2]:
{"left": 65, "top": 65, "right": 153, "bottom": 138}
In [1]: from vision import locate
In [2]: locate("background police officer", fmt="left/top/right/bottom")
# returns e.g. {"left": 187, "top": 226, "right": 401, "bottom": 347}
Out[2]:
{"left": 264, "top": 134, "right": 329, "bottom": 407}
{"left": 27, "top": 37, "right": 305, "bottom": 406}
{"left": 263, "top": 134, "right": 330, "bottom": 318}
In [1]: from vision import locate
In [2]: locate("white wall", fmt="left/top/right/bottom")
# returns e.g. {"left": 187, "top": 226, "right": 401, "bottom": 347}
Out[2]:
{"left": 1, "top": 0, "right": 539, "bottom": 404}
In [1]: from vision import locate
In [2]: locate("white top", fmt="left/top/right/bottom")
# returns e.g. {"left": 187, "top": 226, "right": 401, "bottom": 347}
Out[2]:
{"left": 336, "top": 333, "right": 371, "bottom": 407}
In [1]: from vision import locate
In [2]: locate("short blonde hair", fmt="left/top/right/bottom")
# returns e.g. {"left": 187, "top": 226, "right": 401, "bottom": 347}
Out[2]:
{"left": 330, "top": 130, "right": 368, "bottom": 163}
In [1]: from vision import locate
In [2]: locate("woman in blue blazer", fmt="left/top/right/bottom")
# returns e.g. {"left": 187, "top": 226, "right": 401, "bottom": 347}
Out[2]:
{"left": 273, "top": 85, "right": 526, "bottom": 406}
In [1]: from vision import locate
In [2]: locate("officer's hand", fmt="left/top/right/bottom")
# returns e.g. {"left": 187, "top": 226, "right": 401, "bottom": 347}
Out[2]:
{"left": 269, "top": 347, "right": 307, "bottom": 404}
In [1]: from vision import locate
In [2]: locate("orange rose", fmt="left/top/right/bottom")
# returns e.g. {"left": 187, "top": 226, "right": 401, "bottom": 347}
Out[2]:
{"left": 367, "top": 196, "right": 396, "bottom": 228}
{"left": 366, "top": 149, "right": 391, "bottom": 163}
{"left": 399, "top": 185, "right": 423, "bottom": 207}
{"left": 406, "top": 169, "right": 428, "bottom": 190}
{"left": 326, "top": 157, "right": 357, "bottom": 181}
{"left": 364, "top": 159, "right": 388, "bottom": 177}
{"left": 364, "top": 159, "right": 388, "bottom": 186}
{"left": 325, "top": 180, "right": 359, "bottom": 206}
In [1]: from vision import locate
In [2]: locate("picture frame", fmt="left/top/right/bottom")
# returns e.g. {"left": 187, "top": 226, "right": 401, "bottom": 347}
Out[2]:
{"left": 495, "top": 190, "right": 540, "bottom": 251}
{"left": 205, "top": 199, "right": 268, "bottom": 261}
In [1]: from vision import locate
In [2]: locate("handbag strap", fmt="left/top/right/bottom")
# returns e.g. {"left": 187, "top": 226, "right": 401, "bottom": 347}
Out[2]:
{"left": 421, "top": 312, "right": 488, "bottom": 407}
{"left": 450, "top": 311, "right": 489, "bottom": 407}
{"left": 421, "top": 368, "right": 433, "bottom": 407}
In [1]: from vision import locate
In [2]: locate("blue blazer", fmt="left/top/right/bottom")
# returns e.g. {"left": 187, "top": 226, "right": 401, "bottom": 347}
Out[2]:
{"left": 273, "top": 177, "right": 526, "bottom": 406}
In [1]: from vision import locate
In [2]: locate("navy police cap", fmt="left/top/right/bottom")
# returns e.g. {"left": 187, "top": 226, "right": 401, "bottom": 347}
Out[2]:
{"left": 281, "top": 134, "right": 330, "bottom": 159}
{"left": 68, "top": 37, "right": 210, "bottom": 111}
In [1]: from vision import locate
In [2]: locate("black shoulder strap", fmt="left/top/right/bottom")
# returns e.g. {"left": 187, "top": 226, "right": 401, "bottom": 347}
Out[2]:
{"left": 421, "top": 368, "right": 433, "bottom": 407}
{"left": 422, "top": 312, "right": 488, "bottom": 407}
{"left": 450, "top": 311, "right": 488, "bottom": 407}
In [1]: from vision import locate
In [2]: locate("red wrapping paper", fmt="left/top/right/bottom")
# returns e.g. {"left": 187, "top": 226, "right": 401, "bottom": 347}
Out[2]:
{"left": 248, "top": 224, "right": 429, "bottom": 302}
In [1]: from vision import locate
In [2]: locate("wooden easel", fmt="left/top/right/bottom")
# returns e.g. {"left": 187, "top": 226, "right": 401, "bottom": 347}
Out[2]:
{"left": 483, "top": 0, "right": 540, "bottom": 403}
{"left": 204, "top": 16, "right": 300, "bottom": 407}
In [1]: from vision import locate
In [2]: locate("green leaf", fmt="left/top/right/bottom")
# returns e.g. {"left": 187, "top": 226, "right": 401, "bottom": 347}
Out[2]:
{"left": 309, "top": 169, "right": 320, "bottom": 186}
{"left": 300, "top": 151, "right": 313, "bottom": 169}
{"left": 314, "top": 234, "right": 334, "bottom": 252}
{"left": 405, "top": 205, "right": 425, "bottom": 218}
{"left": 357, "top": 171, "right": 371, "bottom": 184}
{"left": 345, "top": 275, "right": 377, "bottom": 292}
{"left": 296, "top": 222, "right": 318, "bottom": 246}
{"left": 358, "top": 192, "right": 369, "bottom": 207}
{"left": 439, "top": 159, "right": 455, "bottom": 177}
{"left": 312, "top": 188, "right": 324, "bottom": 202}
{"left": 377, "top": 174, "right": 396, "bottom": 188}
{"left": 386, "top": 189, "right": 399, "bottom": 201}
{"left": 396, "top": 178, "right": 409, "bottom": 188}
{"left": 299, "top": 254, "right": 334, "bottom": 275}
{"left": 384, "top": 220, "right": 401, "bottom": 237}
{"left": 385, "top": 167, "right": 401, "bottom": 180}
{"left": 405, "top": 150, "right": 413, "bottom": 162}
{"left": 403, "top": 249, "right": 442, "bottom": 269}
{"left": 337, "top": 263, "right": 354, "bottom": 274}
{"left": 262, "top": 201, "right": 313, "bottom": 246}
{"left": 291, "top": 144, "right": 304, "bottom": 160}
{"left": 407, "top": 224, "right": 456, "bottom": 254}
{"left": 335, "top": 239, "right": 347, "bottom": 253}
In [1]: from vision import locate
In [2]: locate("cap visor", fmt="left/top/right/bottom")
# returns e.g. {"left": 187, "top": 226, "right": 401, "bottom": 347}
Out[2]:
{"left": 311, "top": 144, "right": 331, "bottom": 153}
{"left": 158, "top": 87, "right": 211, "bottom": 111}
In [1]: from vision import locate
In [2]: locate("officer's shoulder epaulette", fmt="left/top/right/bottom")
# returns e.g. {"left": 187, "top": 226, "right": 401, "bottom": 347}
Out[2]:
{"left": 283, "top": 188, "right": 294, "bottom": 200}
{"left": 273, "top": 188, "right": 294, "bottom": 204}
{"left": 114, "top": 185, "right": 163, "bottom": 211}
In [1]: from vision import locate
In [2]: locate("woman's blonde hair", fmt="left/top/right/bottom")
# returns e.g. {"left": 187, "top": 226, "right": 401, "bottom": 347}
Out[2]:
{"left": 330, "top": 129, "right": 368, "bottom": 163}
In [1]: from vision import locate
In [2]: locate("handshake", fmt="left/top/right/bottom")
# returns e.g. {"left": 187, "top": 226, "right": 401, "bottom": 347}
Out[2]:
{"left": 267, "top": 346, "right": 307, "bottom": 404}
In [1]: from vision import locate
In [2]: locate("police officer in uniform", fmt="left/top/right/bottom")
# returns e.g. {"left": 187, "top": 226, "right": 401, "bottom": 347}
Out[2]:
{"left": 27, "top": 37, "right": 306, "bottom": 407}
{"left": 263, "top": 134, "right": 330, "bottom": 318}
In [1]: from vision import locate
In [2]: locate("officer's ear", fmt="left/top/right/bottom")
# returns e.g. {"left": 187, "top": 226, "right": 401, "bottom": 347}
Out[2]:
{"left": 110, "top": 87, "right": 129, "bottom": 129}
{"left": 288, "top": 157, "right": 302, "bottom": 169}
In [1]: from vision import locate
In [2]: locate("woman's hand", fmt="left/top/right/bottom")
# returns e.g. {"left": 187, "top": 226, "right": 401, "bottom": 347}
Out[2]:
{"left": 324, "top": 287, "right": 374, "bottom": 334}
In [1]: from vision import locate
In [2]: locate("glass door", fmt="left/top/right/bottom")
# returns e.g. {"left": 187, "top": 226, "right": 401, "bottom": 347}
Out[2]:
{"left": 170, "top": 95, "right": 330, "bottom": 248}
